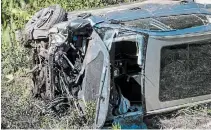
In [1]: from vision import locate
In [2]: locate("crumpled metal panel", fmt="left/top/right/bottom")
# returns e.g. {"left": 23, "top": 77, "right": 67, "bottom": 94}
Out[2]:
{"left": 84, "top": 51, "right": 104, "bottom": 102}
{"left": 80, "top": 30, "right": 111, "bottom": 128}
{"left": 103, "top": 29, "right": 119, "bottom": 50}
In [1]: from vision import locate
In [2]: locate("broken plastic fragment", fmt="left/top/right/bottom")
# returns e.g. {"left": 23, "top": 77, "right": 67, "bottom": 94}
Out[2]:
{"left": 207, "top": 15, "right": 211, "bottom": 23}
{"left": 136, "top": 34, "right": 144, "bottom": 66}
{"left": 103, "top": 29, "right": 118, "bottom": 50}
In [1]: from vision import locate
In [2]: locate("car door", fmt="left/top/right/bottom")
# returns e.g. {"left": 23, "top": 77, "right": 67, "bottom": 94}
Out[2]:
{"left": 144, "top": 32, "right": 211, "bottom": 114}
{"left": 79, "top": 30, "right": 111, "bottom": 128}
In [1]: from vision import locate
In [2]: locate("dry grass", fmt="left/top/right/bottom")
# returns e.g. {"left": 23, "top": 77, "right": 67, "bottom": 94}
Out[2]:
{"left": 2, "top": 70, "right": 211, "bottom": 129}
{"left": 146, "top": 104, "right": 211, "bottom": 129}
{"left": 1, "top": 69, "right": 95, "bottom": 129}
{"left": 160, "top": 106, "right": 211, "bottom": 129}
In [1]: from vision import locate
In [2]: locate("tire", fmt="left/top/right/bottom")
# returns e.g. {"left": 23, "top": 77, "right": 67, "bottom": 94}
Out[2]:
{"left": 24, "top": 5, "right": 67, "bottom": 41}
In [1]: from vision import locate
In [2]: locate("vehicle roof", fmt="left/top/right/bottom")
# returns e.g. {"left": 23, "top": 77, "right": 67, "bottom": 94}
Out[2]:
{"left": 89, "top": 2, "right": 211, "bottom": 36}
{"left": 95, "top": 23, "right": 211, "bottom": 37}
{"left": 91, "top": 2, "right": 211, "bottom": 23}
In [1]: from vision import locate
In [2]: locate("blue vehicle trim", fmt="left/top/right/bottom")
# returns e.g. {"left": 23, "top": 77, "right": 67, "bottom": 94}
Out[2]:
{"left": 88, "top": 2, "right": 211, "bottom": 37}
{"left": 104, "top": 3, "right": 210, "bottom": 21}
{"left": 95, "top": 23, "right": 211, "bottom": 36}
{"left": 89, "top": 3, "right": 211, "bottom": 23}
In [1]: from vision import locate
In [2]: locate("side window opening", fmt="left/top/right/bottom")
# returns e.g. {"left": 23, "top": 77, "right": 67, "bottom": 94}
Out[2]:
{"left": 108, "top": 40, "right": 143, "bottom": 118}
{"left": 159, "top": 41, "right": 211, "bottom": 101}
{"left": 114, "top": 41, "right": 142, "bottom": 103}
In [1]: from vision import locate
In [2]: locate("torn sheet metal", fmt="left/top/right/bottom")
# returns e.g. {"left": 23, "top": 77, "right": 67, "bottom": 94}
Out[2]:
{"left": 103, "top": 29, "right": 119, "bottom": 50}
{"left": 87, "top": 15, "right": 106, "bottom": 26}
{"left": 78, "top": 30, "right": 111, "bottom": 128}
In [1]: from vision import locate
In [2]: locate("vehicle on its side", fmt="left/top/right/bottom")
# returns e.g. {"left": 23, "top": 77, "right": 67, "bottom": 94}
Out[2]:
{"left": 22, "top": 0, "right": 211, "bottom": 129}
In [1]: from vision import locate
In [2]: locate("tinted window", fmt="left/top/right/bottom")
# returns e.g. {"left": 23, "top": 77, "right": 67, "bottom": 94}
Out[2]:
{"left": 160, "top": 41, "right": 211, "bottom": 101}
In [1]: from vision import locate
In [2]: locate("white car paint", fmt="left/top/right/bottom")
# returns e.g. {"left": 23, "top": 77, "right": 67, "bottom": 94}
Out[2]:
{"left": 194, "top": 0, "right": 211, "bottom": 5}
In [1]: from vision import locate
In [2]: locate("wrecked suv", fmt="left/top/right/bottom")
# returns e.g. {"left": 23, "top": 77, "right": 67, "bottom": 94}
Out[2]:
{"left": 20, "top": 0, "right": 211, "bottom": 129}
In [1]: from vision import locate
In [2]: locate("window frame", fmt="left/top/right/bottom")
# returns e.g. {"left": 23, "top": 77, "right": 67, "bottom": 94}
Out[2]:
{"left": 159, "top": 41, "right": 211, "bottom": 102}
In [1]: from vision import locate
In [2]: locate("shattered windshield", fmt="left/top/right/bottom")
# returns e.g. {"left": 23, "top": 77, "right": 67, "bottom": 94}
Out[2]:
{"left": 123, "top": 14, "right": 209, "bottom": 31}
